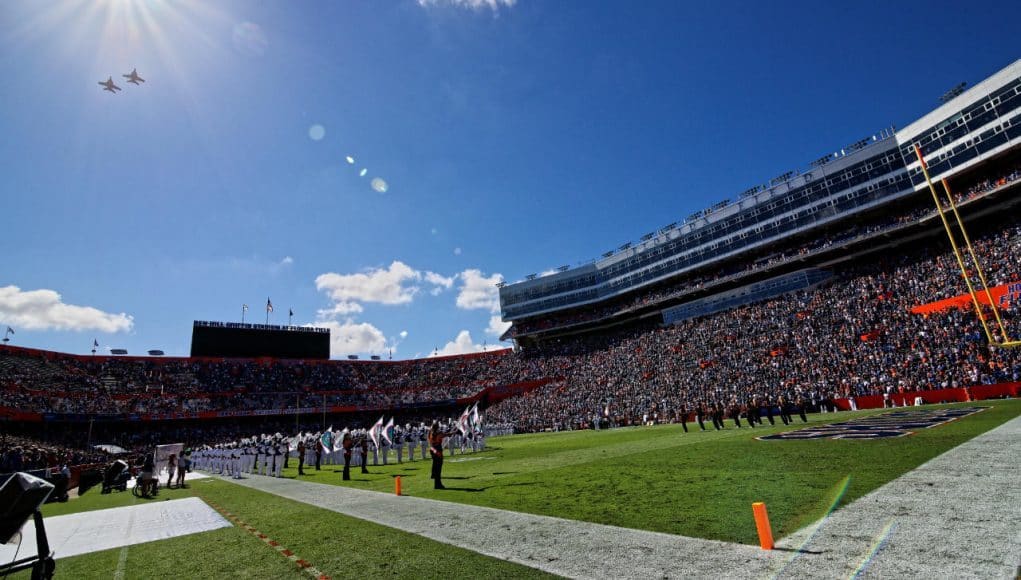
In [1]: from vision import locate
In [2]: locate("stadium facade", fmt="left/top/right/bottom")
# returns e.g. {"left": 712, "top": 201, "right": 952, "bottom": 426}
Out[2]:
{"left": 499, "top": 59, "right": 1021, "bottom": 341}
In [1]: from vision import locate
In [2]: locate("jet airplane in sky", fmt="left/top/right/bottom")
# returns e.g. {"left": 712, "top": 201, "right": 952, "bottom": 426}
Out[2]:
{"left": 99, "top": 77, "right": 121, "bottom": 93}
{"left": 123, "top": 68, "right": 145, "bottom": 85}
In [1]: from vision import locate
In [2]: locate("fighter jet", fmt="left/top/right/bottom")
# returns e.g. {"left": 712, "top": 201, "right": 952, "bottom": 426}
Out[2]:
{"left": 98, "top": 77, "right": 121, "bottom": 93}
{"left": 122, "top": 68, "right": 145, "bottom": 85}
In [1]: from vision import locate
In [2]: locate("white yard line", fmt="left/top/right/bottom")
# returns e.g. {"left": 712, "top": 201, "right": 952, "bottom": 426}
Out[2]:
{"left": 220, "top": 415, "right": 1021, "bottom": 579}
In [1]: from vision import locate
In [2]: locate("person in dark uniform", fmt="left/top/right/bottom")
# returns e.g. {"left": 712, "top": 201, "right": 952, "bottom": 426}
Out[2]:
{"left": 778, "top": 396, "right": 792, "bottom": 425}
{"left": 796, "top": 395, "right": 809, "bottom": 423}
{"left": 341, "top": 430, "right": 353, "bottom": 481}
{"left": 730, "top": 400, "right": 742, "bottom": 428}
{"left": 678, "top": 404, "right": 688, "bottom": 433}
{"left": 747, "top": 397, "right": 760, "bottom": 427}
{"left": 428, "top": 421, "right": 447, "bottom": 490}
{"left": 695, "top": 402, "right": 706, "bottom": 431}
{"left": 314, "top": 439, "right": 322, "bottom": 471}
{"left": 297, "top": 440, "right": 306, "bottom": 475}
{"left": 763, "top": 396, "right": 776, "bottom": 425}
{"left": 712, "top": 401, "right": 724, "bottom": 430}
{"left": 360, "top": 432, "right": 369, "bottom": 474}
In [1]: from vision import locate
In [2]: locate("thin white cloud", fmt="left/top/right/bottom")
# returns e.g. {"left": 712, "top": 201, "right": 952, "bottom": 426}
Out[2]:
{"left": 280, "top": 256, "right": 294, "bottom": 266}
{"left": 313, "top": 319, "right": 388, "bottom": 357}
{"left": 315, "top": 261, "right": 458, "bottom": 308}
{"left": 316, "top": 261, "right": 422, "bottom": 306}
{"left": 431, "top": 330, "right": 485, "bottom": 357}
{"left": 453, "top": 247, "right": 462, "bottom": 256}
{"left": 486, "top": 314, "right": 511, "bottom": 338}
{"left": 456, "top": 269, "right": 503, "bottom": 313}
{"left": 417, "top": 0, "right": 516, "bottom": 11}
{"left": 0, "top": 285, "right": 133, "bottom": 333}
{"left": 316, "top": 301, "right": 364, "bottom": 319}
{"left": 425, "top": 271, "right": 454, "bottom": 296}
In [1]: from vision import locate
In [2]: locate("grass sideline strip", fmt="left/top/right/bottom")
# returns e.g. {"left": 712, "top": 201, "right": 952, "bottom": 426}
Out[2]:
{"left": 205, "top": 499, "right": 330, "bottom": 580}
{"left": 14, "top": 479, "right": 555, "bottom": 579}
{"left": 283, "top": 400, "right": 1021, "bottom": 544}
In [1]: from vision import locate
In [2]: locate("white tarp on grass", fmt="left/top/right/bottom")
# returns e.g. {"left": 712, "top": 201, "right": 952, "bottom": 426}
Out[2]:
{"left": 0, "top": 497, "right": 230, "bottom": 561}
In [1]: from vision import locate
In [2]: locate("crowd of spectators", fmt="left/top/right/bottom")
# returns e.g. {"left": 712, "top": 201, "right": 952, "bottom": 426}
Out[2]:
{"left": 0, "top": 434, "right": 110, "bottom": 473}
{"left": 488, "top": 212, "right": 1021, "bottom": 431}
{"left": 0, "top": 346, "right": 543, "bottom": 416}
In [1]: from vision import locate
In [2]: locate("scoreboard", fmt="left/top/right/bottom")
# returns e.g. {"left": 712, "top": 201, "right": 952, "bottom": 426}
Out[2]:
{"left": 190, "top": 321, "right": 330, "bottom": 359}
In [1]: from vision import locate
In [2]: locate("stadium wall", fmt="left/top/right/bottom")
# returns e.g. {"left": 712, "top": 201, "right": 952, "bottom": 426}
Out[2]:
{"left": 834, "top": 382, "right": 1019, "bottom": 410}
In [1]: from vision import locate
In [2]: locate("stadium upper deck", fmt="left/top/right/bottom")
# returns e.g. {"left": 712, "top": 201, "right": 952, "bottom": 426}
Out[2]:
{"left": 500, "top": 59, "right": 1021, "bottom": 335}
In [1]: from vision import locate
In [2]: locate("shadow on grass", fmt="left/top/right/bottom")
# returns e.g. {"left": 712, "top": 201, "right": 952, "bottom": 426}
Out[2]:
{"left": 440, "top": 487, "right": 486, "bottom": 493}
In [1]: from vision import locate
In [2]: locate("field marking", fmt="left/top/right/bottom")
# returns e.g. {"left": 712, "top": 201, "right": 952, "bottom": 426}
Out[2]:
{"left": 203, "top": 499, "right": 330, "bottom": 580}
{"left": 757, "top": 406, "right": 988, "bottom": 440}
{"left": 112, "top": 495, "right": 137, "bottom": 580}
{"left": 210, "top": 412, "right": 1020, "bottom": 579}
{"left": 0, "top": 497, "right": 229, "bottom": 563}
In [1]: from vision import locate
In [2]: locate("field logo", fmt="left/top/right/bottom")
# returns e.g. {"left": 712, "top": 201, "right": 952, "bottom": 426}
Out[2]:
{"left": 757, "top": 407, "right": 987, "bottom": 440}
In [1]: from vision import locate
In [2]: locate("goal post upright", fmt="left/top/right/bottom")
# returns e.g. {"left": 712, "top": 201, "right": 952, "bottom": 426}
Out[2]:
{"left": 911, "top": 144, "right": 1018, "bottom": 348}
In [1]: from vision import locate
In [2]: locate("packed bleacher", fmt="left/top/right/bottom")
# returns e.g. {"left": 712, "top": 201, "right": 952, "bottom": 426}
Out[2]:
{"left": 0, "top": 348, "right": 542, "bottom": 416}
{"left": 487, "top": 213, "right": 1021, "bottom": 431}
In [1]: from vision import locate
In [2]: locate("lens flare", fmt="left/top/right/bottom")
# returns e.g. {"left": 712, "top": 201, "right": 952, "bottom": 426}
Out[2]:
{"left": 346, "top": 156, "right": 355, "bottom": 164}
{"left": 371, "top": 178, "right": 388, "bottom": 193}
{"left": 308, "top": 124, "right": 325, "bottom": 141}
{"left": 232, "top": 22, "right": 267, "bottom": 56}
{"left": 359, "top": 168, "right": 367, "bottom": 177}
{"left": 770, "top": 475, "right": 852, "bottom": 579}
{"left": 850, "top": 520, "right": 898, "bottom": 579}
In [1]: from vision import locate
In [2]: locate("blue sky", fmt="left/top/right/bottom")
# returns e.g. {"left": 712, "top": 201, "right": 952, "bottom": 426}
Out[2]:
{"left": 1, "top": 0, "right": 1018, "bottom": 359}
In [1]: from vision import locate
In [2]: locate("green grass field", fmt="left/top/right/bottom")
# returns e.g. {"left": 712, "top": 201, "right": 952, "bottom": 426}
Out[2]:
{"left": 288, "top": 400, "right": 1021, "bottom": 543}
{"left": 17, "top": 399, "right": 1020, "bottom": 579}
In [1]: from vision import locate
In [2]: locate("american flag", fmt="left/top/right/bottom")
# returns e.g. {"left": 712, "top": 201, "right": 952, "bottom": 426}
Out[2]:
{"left": 266, "top": 298, "right": 273, "bottom": 313}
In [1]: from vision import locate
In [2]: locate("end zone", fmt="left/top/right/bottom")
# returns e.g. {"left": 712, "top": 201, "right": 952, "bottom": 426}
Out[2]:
{"left": 757, "top": 407, "right": 988, "bottom": 440}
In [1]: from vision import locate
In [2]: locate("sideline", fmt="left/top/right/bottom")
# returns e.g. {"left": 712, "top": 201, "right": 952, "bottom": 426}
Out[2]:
{"left": 218, "top": 415, "right": 1021, "bottom": 579}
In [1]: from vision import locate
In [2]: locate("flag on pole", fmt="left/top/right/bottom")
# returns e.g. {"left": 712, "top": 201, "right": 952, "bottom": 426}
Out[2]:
{"left": 289, "top": 308, "right": 294, "bottom": 317}
{"left": 369, "top": 416, "right": 384, "bottom": 449}
{"left": 243, "top": 304, "right": 249, "bottom": 311}
{"left": 381, "top": 417, "right": 394, "bottom": 445}
{"left": 319, "top": 428, "right": 333, "bottom": 453}
{"left": 470, "top": 402, "right": 481, "bottom": 433}
{"left": 4, "top": 327, "right": 13, "bottom": 336}
{"left": 266, "top": 298, "right": 273, "bottom": 313}
{"left": 457, "top": 406, "right": 471, "bottom": 435}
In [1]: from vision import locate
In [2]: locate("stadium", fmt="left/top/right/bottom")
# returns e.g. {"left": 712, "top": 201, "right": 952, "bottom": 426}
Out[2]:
{"left": 2, "top": 7, "right": 1021, "bottom": 579}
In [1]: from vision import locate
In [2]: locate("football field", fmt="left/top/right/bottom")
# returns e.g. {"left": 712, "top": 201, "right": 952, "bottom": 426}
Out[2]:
{"left": 24, "top": 399, "right": 1021, "bottom": 579}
